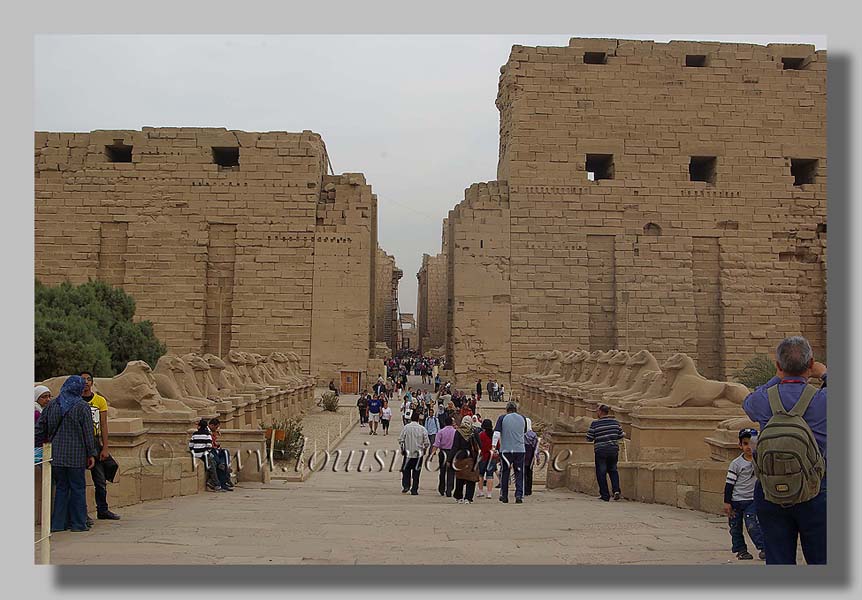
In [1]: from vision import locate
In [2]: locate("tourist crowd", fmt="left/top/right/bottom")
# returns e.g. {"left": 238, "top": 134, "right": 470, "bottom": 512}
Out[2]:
{"left": 33, "top": 336, "right": 826, "bottom": 565}
{"left": 384, "top": 336, "right": 827, "bottom": 567}
{"left": 393, "top": 397, "right": 539, "bottom": 504}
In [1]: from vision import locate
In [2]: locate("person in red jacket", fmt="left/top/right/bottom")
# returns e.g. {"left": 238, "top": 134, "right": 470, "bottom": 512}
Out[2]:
{"left": 476, "top": 419, "right": 498, "bottom": 499}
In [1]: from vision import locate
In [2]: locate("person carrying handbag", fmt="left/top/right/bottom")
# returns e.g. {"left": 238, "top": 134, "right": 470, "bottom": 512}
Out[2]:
{"left": 451, "top": 416, "right": 481, "bottom": 504}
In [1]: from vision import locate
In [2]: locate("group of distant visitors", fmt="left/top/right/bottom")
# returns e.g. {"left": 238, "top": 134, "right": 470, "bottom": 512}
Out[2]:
{"left": 395, "top": 397, "right": 539, "bottom": 504}
{"left": 388, "top": 335, "right": 826, "bottom": 566}
{"left": 386, "top": 353, "right": 444, "bottom": 390}
{"left": 476, "top": 378, "right": 505, "bottom": 403}
{"left": 34, "top": 372, "right": 121, "bottom": 533}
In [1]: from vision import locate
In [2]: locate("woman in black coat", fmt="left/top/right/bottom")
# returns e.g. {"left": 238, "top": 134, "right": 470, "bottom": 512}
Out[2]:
{"left": 451, "top": 415, "right": 481, "bottom": 504}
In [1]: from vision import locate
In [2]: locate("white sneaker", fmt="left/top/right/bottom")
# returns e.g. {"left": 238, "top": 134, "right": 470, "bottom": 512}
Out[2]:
{"left": 476, "top": 491, "right": 484, "bottom": 498}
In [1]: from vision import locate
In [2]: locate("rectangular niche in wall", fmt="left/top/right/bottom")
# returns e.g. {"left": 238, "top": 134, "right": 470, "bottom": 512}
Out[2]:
{"left": 692, "top": 236, "right": 723, "bottom": 379}
{"left": 204, "top": 223, "right": 237, "bottom": 356}
{"left": 97, "top": 222, "right": 128, "bottom": 286}
{"left": 212, "top": 147, "right": 240, "bottom": 171}
{"left": 791, "top": 158, "right": 818, "bottom": 186}
{"left": 689, "top": 156, "right": 717, "bottom": 184}
{"left": 587, "top": 234, "right": 617, "bottom": 350}
{"left": 586, "top": 154, "right": 615, "bottom": 181}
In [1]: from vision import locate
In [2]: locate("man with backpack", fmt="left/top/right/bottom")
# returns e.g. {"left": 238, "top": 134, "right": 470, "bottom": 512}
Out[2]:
{"left": 742, "top": 335, "right": 826, "bottom": 565}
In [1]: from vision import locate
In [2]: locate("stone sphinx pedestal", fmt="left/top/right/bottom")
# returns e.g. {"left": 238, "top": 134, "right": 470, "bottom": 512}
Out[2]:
{"left": 703, "top": 417, "right": 759, "bottom": 462}
{"left": 628, "top": 407, "right": 748, "bottom": 462}
{"left": 218, "top": 429, "right": 272, "bottom": 484}
{"left": 544, "top": 429, "right": 596, "bottom": 489}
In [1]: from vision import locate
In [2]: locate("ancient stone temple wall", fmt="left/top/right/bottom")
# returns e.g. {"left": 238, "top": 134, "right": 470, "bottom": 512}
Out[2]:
{"left": 34, "top": 128, "right": 382, "bottom": 380}
{"left": 445, "top": 182, "right": 512, "bottom": 387}
{"left": 311, "top": 173, "right": 378, "bottom": 383}
{"left": 417, "top": 252, "right": 447, "bottom": 354}
{"left": 494, "top": 38, "right": 827, "bottom": 393}
{"left": 400, "top": 313, "right": 417, "bottom": 350}
{"left": 375, "top": 247, "right": 396, "bottom": 352}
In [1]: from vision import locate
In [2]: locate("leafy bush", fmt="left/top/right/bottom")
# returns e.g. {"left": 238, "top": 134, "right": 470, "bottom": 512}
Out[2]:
{"left": 34, "top": 278, "right": 167, "bottom": 380}
{"left": 264, "top": 417, "right": 305, "bottom": 461}
{"left": 733, "top": 354, "right": 776, "bottom": 389}
{"left": 320, "top": 392, "right": 340, "bottom": 412}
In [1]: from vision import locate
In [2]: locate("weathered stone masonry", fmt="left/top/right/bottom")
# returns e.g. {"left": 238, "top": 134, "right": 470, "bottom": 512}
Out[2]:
{"left": 35, "top": 128, "right": 400, "bottom": 382}
{"left": 417, "top": 251, "right": 447, "bottom": 354}
{"left": 375, "top": 247, "right": 402, "bottom": 354}
{"left": 445, "top": 182, "right": 512, "bottom": 386}
{"left": 422, "top": 38, "right": 826, "bottom": 393}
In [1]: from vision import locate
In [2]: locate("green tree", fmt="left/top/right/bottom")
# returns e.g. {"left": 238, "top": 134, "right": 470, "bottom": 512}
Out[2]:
{"left": 34, "top": 279, "right": 167, "bottom": 380}
{"left": 733, "top": 354, "right": 776, "bottom": 389}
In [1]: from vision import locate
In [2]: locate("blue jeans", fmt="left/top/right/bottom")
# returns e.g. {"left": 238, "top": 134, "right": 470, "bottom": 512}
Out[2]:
{"left": 52, "top": 466, "right": 88, "bottom": 531}
{"left": 594, "top": 449, "right": 620, "bottom": 501}
{"left": 212, "top": 449, "right": 232, "bottom": 486}
{"left": 755, "top": 483, "right": 827, "bottom": 564}
{"left": 729, "top": 499, "right": 765, "bottom": 553}
{"left": 500, "top": 452, "right": 525, "bottom": 500}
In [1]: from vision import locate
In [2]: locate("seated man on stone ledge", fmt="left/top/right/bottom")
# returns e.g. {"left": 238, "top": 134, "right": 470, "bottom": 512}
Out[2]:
{"left": 188, "top": 418, "right": 231, "bottom": 492}
{"left": 208, "top": 418, "right": 234, "bottom": 491}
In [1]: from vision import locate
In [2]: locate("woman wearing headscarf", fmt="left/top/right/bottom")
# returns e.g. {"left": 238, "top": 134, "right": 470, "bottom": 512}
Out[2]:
{"left": 34, "top": 375, "right": 97, "bottom": 532}
{"left": 34, "top": 385, "right": 52, "bottom": 462}
{"left": 34, "top": 385, "right": 51, "bottom": 424}
{"left": 444, "top": 400, "right": 457, "bottom": 423}
{"left": 524, "top": 417, "right": 539, "bottom": 497}
{"left": 451, "top": 415, "right": 481, "bottom": 504}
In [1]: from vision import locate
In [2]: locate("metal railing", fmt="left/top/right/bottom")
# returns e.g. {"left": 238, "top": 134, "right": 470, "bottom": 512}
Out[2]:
{"left": 34, "top": 443, "right": 52, "bottom": 565}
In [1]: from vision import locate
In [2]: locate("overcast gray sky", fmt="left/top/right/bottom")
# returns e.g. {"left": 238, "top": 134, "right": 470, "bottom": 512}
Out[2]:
{"left": 34, "top": 34, "right": 826, "bottom": 315}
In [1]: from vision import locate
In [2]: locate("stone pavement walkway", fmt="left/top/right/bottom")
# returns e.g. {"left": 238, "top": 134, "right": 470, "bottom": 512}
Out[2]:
{"left": 43, "top": 386, "right": 763, "bottom": 565}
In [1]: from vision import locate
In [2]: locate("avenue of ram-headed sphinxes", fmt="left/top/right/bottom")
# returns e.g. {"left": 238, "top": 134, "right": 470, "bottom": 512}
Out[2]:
{"left": 35, "top": 37, "right": 825, "bottom": 519}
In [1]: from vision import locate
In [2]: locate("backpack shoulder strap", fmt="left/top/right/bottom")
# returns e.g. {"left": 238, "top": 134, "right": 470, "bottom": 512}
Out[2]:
{"left": 788, "top": 384, "right": 819, "bottom": 418}
{"left": 766, "top": 385, "right": 786, "bottom": 416}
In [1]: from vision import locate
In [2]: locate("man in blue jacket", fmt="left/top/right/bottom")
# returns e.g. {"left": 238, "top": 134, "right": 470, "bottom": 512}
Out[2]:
{"left": 742, "top": 335, "right": 826, "bottom": 565}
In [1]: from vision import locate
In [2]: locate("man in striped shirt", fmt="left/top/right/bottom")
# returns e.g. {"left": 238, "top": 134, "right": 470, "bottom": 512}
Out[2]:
{"left": 188, "top": 418, "right": 226, "bottom": 492}
{"left": 586, "top": 404, "right": 625, "bottom": 501}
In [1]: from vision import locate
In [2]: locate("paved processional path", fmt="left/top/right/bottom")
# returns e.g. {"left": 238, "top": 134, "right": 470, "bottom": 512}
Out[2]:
{"left": 42, "top": 376, "right": 757, "bottom": 565}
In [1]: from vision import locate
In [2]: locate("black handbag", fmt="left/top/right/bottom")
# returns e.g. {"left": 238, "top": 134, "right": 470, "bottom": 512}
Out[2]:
{"left": 100, "top": 455, "right": 120, "bottom": 482}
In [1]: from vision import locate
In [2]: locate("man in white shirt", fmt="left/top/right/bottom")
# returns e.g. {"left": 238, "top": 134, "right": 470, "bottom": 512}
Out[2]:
{"left": 398, "top": 412, "right": 430, "bottom": 495}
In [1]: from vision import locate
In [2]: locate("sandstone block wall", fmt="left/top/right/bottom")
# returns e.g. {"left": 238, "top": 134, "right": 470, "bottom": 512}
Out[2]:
{"left": 374, "top": 247, "right": 401, "bottom": 354}
{"left": 417, "top": 252, "right": 447, "bottom": 353}
{"left": 35, "top": 128, "right": 385, "bottom": 380}
{"left": 489, "top": 38, "right": 826, "bottom": 392}
{"left": 445, "top": 182, "right": 512, "bottom": 388}
{"left": 400, "top": 313, "right": 417, "bottom": 350}
{"left": 311, "top": 173, "right": 377, "bottom": 383}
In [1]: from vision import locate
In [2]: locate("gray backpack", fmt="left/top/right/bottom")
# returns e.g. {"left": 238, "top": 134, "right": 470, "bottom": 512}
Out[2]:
{"left": 753, "top": 384, "right": 825, "bottom": 506}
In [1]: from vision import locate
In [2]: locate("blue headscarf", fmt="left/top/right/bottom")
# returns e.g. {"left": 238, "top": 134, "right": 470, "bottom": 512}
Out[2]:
{"left": 57, "top": 375, "right": 85, "bottom": 416}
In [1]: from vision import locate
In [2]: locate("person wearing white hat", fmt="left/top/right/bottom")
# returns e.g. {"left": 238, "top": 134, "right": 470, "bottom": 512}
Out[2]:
{"left": 34, "top": 385, "right": 52, "bottom": 452}
{"left": 34, "top": 385, "right": 52, "bottom": 424}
